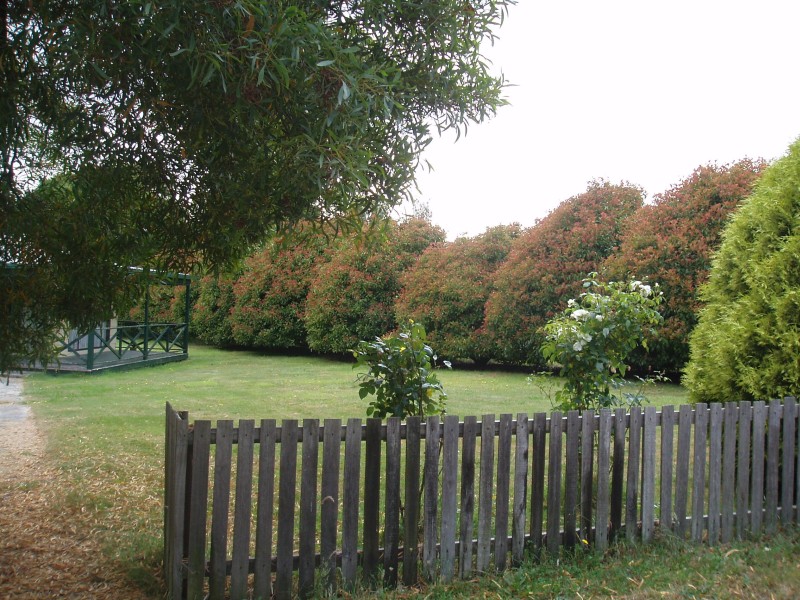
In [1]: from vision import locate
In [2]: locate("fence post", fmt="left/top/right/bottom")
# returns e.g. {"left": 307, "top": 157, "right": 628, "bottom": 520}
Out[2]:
{"left": 363, "top": 418, "right": 382, "bottom": 585}
{"left": 165, "top": 405, "right": 189, "bottom": 600}
{"left": 476, "top": 415, "right": 495, "bottom": 572}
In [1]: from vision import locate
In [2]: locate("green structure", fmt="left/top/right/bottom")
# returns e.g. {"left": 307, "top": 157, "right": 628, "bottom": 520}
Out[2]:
{"left": 53, "top": 272, "right": 191, "bottom": 373}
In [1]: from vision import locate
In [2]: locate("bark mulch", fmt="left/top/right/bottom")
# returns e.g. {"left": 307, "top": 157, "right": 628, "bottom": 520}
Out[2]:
{"left": 0, "top": 379, "right": 156, "bottom": 599}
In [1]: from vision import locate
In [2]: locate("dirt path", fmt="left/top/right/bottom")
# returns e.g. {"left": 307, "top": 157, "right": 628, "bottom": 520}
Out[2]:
{"left": 0, "top": 375, "right": 45, "bottom": 482}
{"left": 0, "top": 376, "right": 151, "bottom": 599}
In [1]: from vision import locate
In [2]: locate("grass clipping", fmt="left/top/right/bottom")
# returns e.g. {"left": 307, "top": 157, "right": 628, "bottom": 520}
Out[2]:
{"left": 0, "top": 415, "right": 156, "bottom": 599}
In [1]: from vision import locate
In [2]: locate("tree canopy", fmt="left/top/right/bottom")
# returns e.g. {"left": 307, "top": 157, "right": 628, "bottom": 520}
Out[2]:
{"left": 0, "top": 0, "right": 510, "bottom": 373}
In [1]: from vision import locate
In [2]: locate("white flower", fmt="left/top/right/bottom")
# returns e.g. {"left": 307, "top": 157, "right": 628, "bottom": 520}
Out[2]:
{"left": 572, "top": 309, "right": 589, "bottom": 320}
{"left": 640, "top": 284, "right": 652, "bottom": 297}
{"left": 567, "top": 298, "right": 577, "bottom": 307}
{"left": 595, "top": 314, "right": 603, "bottom": 321}
{"left": 573, "top": 341, "right": 583, "bottom": 352}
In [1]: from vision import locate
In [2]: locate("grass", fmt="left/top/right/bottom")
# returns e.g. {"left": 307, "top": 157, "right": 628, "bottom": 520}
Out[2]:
{"left": 22, "top": 344, "right": 800, "bottom": 598}
{"left": 355, "top": 530, "right": 800, "bottom": 599}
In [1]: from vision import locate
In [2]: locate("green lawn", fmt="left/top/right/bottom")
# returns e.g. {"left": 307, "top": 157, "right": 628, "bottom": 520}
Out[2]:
{"left": 22, "top": 344, "right": 701, "bottom": 595}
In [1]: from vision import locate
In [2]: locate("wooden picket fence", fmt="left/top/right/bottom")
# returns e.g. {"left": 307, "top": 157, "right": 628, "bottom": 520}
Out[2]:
{"left": 164, "top": 398, "right": 800, "bottom": 599}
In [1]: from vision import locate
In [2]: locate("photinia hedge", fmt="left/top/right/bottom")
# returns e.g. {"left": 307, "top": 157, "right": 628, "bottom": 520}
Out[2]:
{"left": 229, "top": 229, "right": 332, "bottom": 351}
{"left": 484, "top": 180, "right": 643, "bottom": 365}
{"left": 603, "top": 159, "right": 765, "bottom": 374}
{"left": 395, "top": 224, "right": 519, "bottom": 364}
{"left": 191, "top": 272, "right": 239, "bottom": 347}
{"left": 304, "top": 218, "right": 446, "bottom": 354}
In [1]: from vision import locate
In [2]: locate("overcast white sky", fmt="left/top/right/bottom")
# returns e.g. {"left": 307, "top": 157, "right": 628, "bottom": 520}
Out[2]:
{"left": 411, "top": 0, "right": 800, "bottom": 240}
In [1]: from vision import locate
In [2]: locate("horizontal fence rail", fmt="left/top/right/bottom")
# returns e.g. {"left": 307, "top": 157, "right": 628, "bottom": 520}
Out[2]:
{"left": 164, "top": 399, "right": 800, "bottom": 599}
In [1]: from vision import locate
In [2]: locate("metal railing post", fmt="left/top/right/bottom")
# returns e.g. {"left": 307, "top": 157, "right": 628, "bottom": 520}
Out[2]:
{"left": 86, "top": 329, "right": 95, "bottom": 370}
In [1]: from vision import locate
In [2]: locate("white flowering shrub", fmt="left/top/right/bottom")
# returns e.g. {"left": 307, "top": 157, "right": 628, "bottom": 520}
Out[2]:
{"left": 541, "top": 273, "right": 663, "bottom": 411}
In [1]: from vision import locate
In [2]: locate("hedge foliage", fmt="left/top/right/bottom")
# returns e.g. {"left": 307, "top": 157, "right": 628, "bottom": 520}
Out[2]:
{"left": 604, "top": 159, "right": 765, "bottom": 373}
{"left": 395, "top": 224, "right": 519, "bottom": 364}
{"left": 304, "top": 218, "right": 446, "bottom": 354}
{"left": 685, "top": 141, "right": 800, "bottom": 402}
{"left": 229, "top": 229, "right": 330, "bottom": 350}
{"left": 484, "top": 180, "right": 643, "bottom": 365}
{"left": 188, "top": 156, "right": 772, "bottom": 373}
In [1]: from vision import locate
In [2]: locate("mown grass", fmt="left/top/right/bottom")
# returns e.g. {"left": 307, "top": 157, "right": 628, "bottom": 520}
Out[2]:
{"left": 24, "top": 344, "right": 800, "bottom": 598}
{"left": 354, "top": 530, "right": 800, "bottom": 599}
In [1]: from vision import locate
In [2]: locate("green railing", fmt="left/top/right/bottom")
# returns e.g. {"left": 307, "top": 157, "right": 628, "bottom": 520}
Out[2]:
{"left": 57, "top": 321, "right": 188, "bottom": 370}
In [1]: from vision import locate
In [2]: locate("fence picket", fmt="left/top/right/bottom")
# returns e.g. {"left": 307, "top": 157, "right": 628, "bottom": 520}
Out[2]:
{"left": 477, "top": 415, "right": 495, "bottom": 572}
{"left": 546, "top": 412, "right": 563, "bottom": 555}
{"left": 209, "top": 420, "right": 233, "bottom": 600}
{"left": 530, "top": 412, "right": 547, "bottom": 556}
{"left": 610, "top": 408, "right": 626, "bottom": 542}
{"left": 781, "top": 398, "right": 796, "bottom": 526}
{"left": 580, "top": 409, "right": 595, "bottom": 545}
{"left": 403, "top": 417, "right": 421, "bottom": 586}
{"left": 659, "top": 406, "right": 675, "bottom": 532}
{"left": 424, "top": 416, "right": 441, "bottom": 580}
{"left": 595, "top": 410, "right": 612, "bottom": 551}
{"left": 253, "top": 420, "right": 276, "bottom": 600}
{"left": 736, "top": 402, "right": 752, "bottom": 539}
{"left": 674, "top": 405, "right": 692, "bottom": 538}
{"left": 626, "top": 406, "right": 642, "bottom": 543}
{"left": 440, "top": 415, "right": 460, "bottom": 582}
{"left": 341, "top": 418, "right": 362, "bottom": 587}
{"left": 298, "top": 420, "right": 319, "bottom": 598}
{"left": 512, "top": 413, "right": 529, "bottom": 566}
{"left": 796, "top": 398, "right": 800, "bottom": 524}
{"left": 186, "top": 420, "right": 210, "bottom": 600}
{"left": 459, "top": 416, "right": 478, "bottom": 578}
{"left": 384, "top": 417, "right": 402, "bottom": 588}
{"left": 691, "top": 404, "right": 708, "bottom": 543}
{"left": 751, "top": 401, "right": 767, "bottom": 535}
{"left": 641, "top": 406, "right": 657, "bottom": 543}
{"left": 765, "top": 400, "right": 781, "bottom": 534}
{"left": 275, "top": 420, "right": 298, "bottom": 600}
{"left": 721, "top": 404, "right": 737, "bottom": 543}
{"left": 564, "top": 411, "right": 580, "bottom": 549}
{"left": 363, "top": 418, "right": 382, "bottom": 584}
{"left": 320, "top": 419, "right": 342, "bottom": 591}
{"left": 495, "top": 414, "right": 513, "bottom": 569}
{"left": 707, "top": 404, "right": 722, "bottom": 545}
{"left": 230, "top": 419, "right": 255, "bottom": 600}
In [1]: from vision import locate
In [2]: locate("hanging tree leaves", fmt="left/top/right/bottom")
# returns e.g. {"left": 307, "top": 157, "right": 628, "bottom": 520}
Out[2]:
{"left": 0, "top": 0, "right": 511, "bottom": 373}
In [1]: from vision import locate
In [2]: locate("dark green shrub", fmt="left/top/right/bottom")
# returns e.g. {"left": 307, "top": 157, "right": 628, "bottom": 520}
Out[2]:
{"left": 191, "top": 273, "right": 238, "bottom": 347}
{"left": 685, "top": 139, "right": 800, "bottom": 402}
